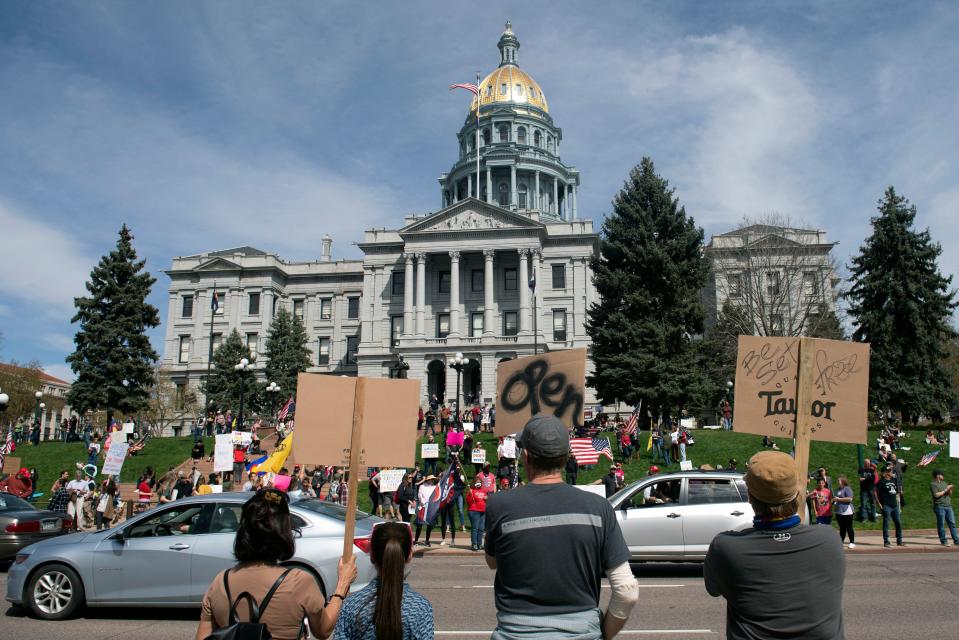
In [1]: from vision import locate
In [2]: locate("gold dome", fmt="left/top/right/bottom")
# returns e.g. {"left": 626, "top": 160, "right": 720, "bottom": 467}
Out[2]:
{"left": 471, "top": 65, "right": 549, "bottom": 115}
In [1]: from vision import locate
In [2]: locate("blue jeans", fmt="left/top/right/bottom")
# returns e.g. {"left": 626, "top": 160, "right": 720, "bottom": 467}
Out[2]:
{"left": 882, "top": 504, "right": 902, "bottom": 544}
{"left": 679, "top": 443, "right": 687, "bottom": 462}
{"left": 859, "top": 491, "right": 877, "bottom": 521}
{"left": 455, "top": 492, "right": 466, "bottom": 527}
{"left": 653, "top": 442, "right": 670, "bottom": 465}
{"left": 934, "top": 504, "right": 959, "bottom": 544}
{"left": 469, "top": 510, "right": 485, "bottom": 548}
{"left": 423, "top": 459, "right": 437, "bottom": 476}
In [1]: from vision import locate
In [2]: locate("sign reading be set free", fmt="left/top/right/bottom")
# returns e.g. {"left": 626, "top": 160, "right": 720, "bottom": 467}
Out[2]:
{"left": 733, "top": 336, "right": 870, "bottom": 444}
{"left": 495, "top": 348, "right": 587, "bottom": 436}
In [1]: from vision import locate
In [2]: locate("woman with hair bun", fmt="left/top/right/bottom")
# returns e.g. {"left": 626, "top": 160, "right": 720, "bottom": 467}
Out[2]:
{"left": 195, "top": 488, "right": 357, "bottom": 640}
{"left": 334, "top": 522, "right": 433, "bottom": 640}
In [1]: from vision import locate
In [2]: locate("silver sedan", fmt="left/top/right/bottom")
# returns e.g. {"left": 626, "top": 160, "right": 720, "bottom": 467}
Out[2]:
{"left": 610, "top": 470, "right": 754, "bottom": 561}
{"left": 5, "top": 493, "right": 381, "bottom": 620}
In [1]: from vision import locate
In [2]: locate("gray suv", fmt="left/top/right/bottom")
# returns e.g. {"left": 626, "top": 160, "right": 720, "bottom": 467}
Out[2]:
{"left": 610, "top": 470, "right": 754, "bottom": 562}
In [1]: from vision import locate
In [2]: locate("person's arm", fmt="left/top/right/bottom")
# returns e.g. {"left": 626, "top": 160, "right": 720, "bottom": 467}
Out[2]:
{"left": 311, "top": 556, "right": 357, "bottom": 639}
{"left": 602, "top": 561, "right": 638, "bottom": 640}
{"left": 485, "top": 553, "right": 497, "bottom": 570}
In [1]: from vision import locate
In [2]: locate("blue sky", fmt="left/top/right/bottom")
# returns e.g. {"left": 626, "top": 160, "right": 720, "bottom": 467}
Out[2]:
{"left": 1, "top": 1, "right": 957, "bottom": 382}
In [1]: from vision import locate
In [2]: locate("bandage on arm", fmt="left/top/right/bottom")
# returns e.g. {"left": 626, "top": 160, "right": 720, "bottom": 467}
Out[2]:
{"left": 606, "top": 561, "right": 639, "bottom": 620}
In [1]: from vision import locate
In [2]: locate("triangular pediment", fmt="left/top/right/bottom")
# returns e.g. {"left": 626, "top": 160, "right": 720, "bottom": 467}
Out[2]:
{"left": 401, "top": 198, "right": 544, "bottom": 234}
{"left": 744, "top": 234, "right": 802, "bottom": 249}
{"left": 193, "top": 257, "right": 243, "bottom": 272}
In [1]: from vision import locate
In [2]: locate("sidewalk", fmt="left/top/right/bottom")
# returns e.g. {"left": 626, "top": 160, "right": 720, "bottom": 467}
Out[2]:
{"left": 412, "top": 529, "right": 959, "bottom": 558}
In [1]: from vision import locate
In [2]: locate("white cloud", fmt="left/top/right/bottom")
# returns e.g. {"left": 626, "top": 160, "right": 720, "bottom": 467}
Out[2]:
{"left": 42, "top": 333, "right": 75, "bottom": 352}
{"left": 42, "top": 363, "right": 75, "bottom": 384}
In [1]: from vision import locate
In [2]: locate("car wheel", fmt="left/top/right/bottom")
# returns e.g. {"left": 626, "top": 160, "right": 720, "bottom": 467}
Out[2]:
{"left": 26, "top": 563, "right": 85, "bottom": 620}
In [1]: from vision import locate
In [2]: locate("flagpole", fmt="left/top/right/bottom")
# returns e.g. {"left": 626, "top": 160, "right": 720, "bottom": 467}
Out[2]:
{"left": 204, "top": 281, "right": 216, "bottom": 418}
{"left": 475, "top": 70, "right": 481, "bottom": 201}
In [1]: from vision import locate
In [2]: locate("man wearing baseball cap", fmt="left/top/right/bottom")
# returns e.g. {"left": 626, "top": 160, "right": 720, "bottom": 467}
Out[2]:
{"left": 704, "top": 450, "right": 844, "bottom": 639}
{"left": 0, "top": 468, "right": 34, "bottom": 499}
{"left": 484, "top": 414, "right": 637, "bottom": 640}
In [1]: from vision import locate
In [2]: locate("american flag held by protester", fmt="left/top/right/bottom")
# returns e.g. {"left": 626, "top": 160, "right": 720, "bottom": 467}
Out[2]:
{"left": 277, "top": 397, "right": 295, "bottom": 422}
{"left": 570, "top": 437, "right": 614, "bottom": 465}
{"left": 917, "top": 450, "right": 941, "bottom": 467}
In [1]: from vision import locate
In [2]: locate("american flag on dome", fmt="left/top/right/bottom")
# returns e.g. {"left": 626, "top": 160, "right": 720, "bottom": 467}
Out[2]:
{"left": 449, "top": 82, "right": 479, "bottom": 95}
{"left": 917, "top": 450, "right": 941, "bottom": 467}
{"left": 277, "top": 397, "right": 295, "bottom": 422}
{"left": 570, "top": 437, "right": 613, "bottom": 465}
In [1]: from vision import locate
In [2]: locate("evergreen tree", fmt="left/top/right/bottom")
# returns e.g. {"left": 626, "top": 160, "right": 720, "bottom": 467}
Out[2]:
{"left": 586, "top": 157, "right": 709, "bottom": 418}
{"left": 847, "top": 186, "right": 957, "bottom": 421}
{"left": 201, "top": 330, "right": 261, "bottom": 414}
{"left": 262, "top": 307, "right": 312, "bottom": 397}
{"left": 67, "top": 225, "right": 160, "bottom": 418}
{"left": 805, "top": 308, "right": 846, "bottom": 341}
{"left": 695, "top": 301, "right": 747, "bottom": 411}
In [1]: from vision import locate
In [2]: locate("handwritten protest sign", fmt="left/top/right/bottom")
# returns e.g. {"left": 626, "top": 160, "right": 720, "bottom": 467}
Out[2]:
{"left": 2, "top": 456, "right": 21, "bottom": 474}
{"left": 213, "top": 434, "right": 235, "bottom": 473}
{"left": 110, "top": 431, "right": 125, "bottom": 446}
{"left": 231, "top": 431, "right": 253, "bottom": 446}
{"left": 679, "top": 460, "right": 693, "bottom": 471}
{"left": 733, "top": 336, "right": 870, "bottom": 444}
{"left": 501, "top": 437, "right": 516, "bottom": 459}
{"left": 101, "top": 443, "right": 129, "bottom": 476}
{"left": 446, "top": 431, "right": 465, "bottom": 447}
{"left": 495, "top": 348, "right": 587, "bottom": 436}
{"left": 421, "top": 443, "right": 439, "bottom": 459}
{"left": 272, "top": 474, "right": 291, "bottom": 492}
{"left": 950, "top": 432, "right": 959, "bottom": 459}
{"left": 378, "top": 469, "right": 406, "bottom": 493}
{"left": 471, "top": 448, "right": 487, "bottom": 464}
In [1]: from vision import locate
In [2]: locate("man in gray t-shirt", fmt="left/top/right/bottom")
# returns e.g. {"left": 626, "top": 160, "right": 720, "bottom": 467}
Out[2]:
{"left": 485, "top": 414, "right": 637, "bottom": 640}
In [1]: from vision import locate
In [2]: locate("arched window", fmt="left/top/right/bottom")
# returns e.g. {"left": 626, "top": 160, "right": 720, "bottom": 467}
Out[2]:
{"left": 482, "top": 128, "right": 491, "bottom": 145}
{"left": 467, "top": 137, "right": 474, "bottom": 152}
{"left": 533, "top": 130, "right": 541, "bottom": 147}
{"left": 498, "top": 125, "right": 510, "bottom": 142}
{"left": 517, "top": 126, "right": 527, "bottom": 145}
{"left": 500, "top": 83, "right": 507, "bottom": 95}
{"left": 486, "top": 85, "right": 492, "bottom": 97}
{"left": 498, "top": 183, "right": 509, "bottom": 207}
{"left": 530, "top": 88, "right": 536, "bottom": 99}
{"left": 515, "top": 84, "right": 524, "bottom": 96}
{"left": 518, "top": 184, "right": 528, "bottom": 209}
{"left": 547, "top": 136, "right": 554, "bottom": 153}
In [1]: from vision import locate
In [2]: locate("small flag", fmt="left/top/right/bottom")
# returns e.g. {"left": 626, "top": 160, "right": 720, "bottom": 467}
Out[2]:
{"left": 917, "top": 450, "right": 940, "bottom": 467}
{"left": 528, "top": 267, "right": 536, "bottom": 291}
{"left": 211, "top": 286, "right": 219, "bottom": 312}
{"left": 449, "top": 82, "right": 479, "bottom": 95}
{"left": 570, "top": 437, "right": 614, "bottom": 465}
{"left": 624, "top": 408, "right": 639, "bottom": 435}
{"left": 277, "top": 397, "right": 295, "bottom": 422}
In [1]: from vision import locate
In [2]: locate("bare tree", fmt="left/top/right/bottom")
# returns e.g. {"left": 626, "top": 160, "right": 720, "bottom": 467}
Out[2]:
{"left": 705, "top": 213, "right": 843, "bottom": 338}
{"left": 142, "top": 368, "right": 198, "bottom": 437}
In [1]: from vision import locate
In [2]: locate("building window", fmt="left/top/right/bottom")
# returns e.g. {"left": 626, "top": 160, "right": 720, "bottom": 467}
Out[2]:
{"left": 503, "top": 311, "right": 518, "bottom": 336}
{"left": 504, "top": 268, "right": 517, "bottom": 291}
{"left": 438, "top": 271, "right": 451, "bottom": 294}
{"left": 346, "top": 336, "right": 359, "bottom": 365}
{"left": 553, "top": 309, "right": 567, "bottom": 341}
{"left": 517, "top": 126, "right": 527, "bottom": 144}
{"left": 500, "top": 83, "right": 507, "bottom": 95}
{"left": 518, "top": 184, "right": 528, "bottom": 208}
{"left": 392, "top": 271, "right": 405, "bottom": 296}
{"left": 211, "top": 332, "right": 223, "bottom": 353}
{"left": 472, "top": 269, "right": 484, "bottom": 292}
{"left": 320, "top": 298, "right": 332, "bottom": 320}
{"left": 317, "top": 337, "right": 330, "bottom": 365}
{"left": 174, "top": 383, "right": 186, "bottom": 411}
{"left": 390, "top": 316, "right": 403, "bottom": 347}
{"left": 498, "top": 124, "right": 510, "bottom": 142}
{"left": 246, "top": 333, "right": 258, "bottom": 358}
{"left": 803, "top": 271, "right": 820, "bottom": 297}
{"left": 347, "top": 297, "right": 360, "bottom": 319}
{"left": 471, "top": 313, "right": 484, "bottom": 337}
{"left": 181, "top": 295, "right": 193, "bottom": 318}
{"left": 248, "top": 292, "right": 260, "bottom": 315}
{"left": 766, "top": 272, "right": 781, "bottom": 297}
{"left": 293, "top": 299, "right": 304, "bottom": 321}
{"left": 547, "top": 136, "right": 554, "bottom": 152}
{"left": 485, "top": 85, "right": 492, "bottom": 97}
{"left": 551, "top": 264, "right": 566, "bottom": 289}
{"left": 534, "top": 130, "right": 541, "bottom": 147}
{"left": 483, "top": 128, "right": 491, "bottom": 145}
{"left": 498, "top": 183, "right": 509, "bottom": 207}
{"left": 272, "top": 296, "right": 277, "bottom": 317}
{"left": 515, "top": 84, "right": 524, "bottom": 96}
{"left": 437, "top": 313, "right": 450, "bottom": 338}
{"left": 531, "top": 87, "right": 537, "bottom": 99}
{"left": 178, "top": 335, "right": 191, "bottom": 363}
{"left": 728, "top": 273, "right": 742, "bottom": 298}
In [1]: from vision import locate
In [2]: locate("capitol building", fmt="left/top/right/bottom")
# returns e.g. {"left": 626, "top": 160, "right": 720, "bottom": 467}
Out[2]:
{"left": 160, "top": 23, "right": 600, "bottom": 407}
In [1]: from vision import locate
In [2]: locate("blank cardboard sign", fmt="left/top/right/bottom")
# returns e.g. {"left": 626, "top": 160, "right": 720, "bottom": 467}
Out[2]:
{"left": 733, "top": 335, "right": 870, "bottom": 444}
{"left": 293, "top": 374, "right": 421, "bottom": 467}
{"left": 495, "top": 348, "right": 587, "bottom": 436}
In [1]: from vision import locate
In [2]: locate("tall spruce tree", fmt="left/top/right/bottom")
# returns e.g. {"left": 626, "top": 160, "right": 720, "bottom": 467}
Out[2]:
{"left": 847, "top": 186, "right": 957, "bottom": 421}
{"left": 262, "top": 307, "right": 312, "bottom": 397}
{"left": 67, "top": 225, "right": 160, "bottom": 418}
{"left": 201, "top": 330, "right": 261, "bottom": 414}
{"left": 586, "top": 157, "right": 709, "bottom": 417}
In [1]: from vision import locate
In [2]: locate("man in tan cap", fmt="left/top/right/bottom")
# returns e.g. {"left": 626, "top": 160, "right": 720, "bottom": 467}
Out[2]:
{"left": 704, "top": 450, "right": 844, "bottom": 639}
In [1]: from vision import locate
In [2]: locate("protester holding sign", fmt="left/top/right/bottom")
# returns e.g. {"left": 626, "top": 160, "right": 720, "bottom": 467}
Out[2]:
{"left": 484, "top": 414, "right": 637, "bottom": 640}
{"left": 704, "top": 450, "right": 845, "bottom": 640}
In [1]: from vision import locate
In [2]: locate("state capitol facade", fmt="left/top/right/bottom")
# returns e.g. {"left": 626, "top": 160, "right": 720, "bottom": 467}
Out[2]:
{"left": 160, "top": 24, "right": 600, "bottom": 407}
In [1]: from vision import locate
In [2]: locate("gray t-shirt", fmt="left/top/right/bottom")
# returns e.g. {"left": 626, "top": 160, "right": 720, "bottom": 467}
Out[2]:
{"left": 705, "top": 524, "right": 845, "bottom": 640}
{"left": 484, "top": 482, "right": 629, "bottom": 616}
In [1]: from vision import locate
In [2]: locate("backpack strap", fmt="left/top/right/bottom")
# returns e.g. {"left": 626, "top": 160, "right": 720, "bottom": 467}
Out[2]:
{"left": 222, "top": 569, "right": 235, "bottom": 625}
{"left": 256, "top": 568, "right": 294, "bottom": 619}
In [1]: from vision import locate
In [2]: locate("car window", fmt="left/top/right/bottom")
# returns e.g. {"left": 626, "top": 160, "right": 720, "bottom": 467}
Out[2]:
{"left": 294, "top": 499, "right": 370, "bottom": 521}
{"left": 125, "top": 503, "right": 213, "bottom": 538}
{"left": 0, "top": 493, "right": 35, "bottom": 511}
{"left": 687, "top": 479, "right": 742, "bottom": 505}
{"left": 625, "top": 480, "right": 680, "bottom": 509}
{"left": 210, "top": 504, "right": 242, "bottom": 534}
{"left": 291, "top": 514, "right": 308, "bottom": 529}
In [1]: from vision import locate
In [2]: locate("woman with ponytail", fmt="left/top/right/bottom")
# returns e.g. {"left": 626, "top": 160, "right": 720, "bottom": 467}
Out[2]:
{"left": 334, "top": 522, "right": 434, "bottom": 640}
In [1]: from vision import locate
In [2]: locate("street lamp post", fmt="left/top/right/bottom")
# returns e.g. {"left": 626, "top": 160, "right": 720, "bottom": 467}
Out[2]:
{"left": 725, "top": 380, "right": 734, "bottom": 430}
{"left": 448, "top": 352, "right": 469, "bottom": 428}
{"left": 0, "top": 389, "right": 9, "bottom": 433}
{"left": 234, "top": 358, "right": 251, "bottom": 429}
{"left": 266, "top": 381, "right": 280, "bottom": 425}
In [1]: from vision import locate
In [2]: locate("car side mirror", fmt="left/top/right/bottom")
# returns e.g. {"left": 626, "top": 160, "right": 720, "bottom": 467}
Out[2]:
{"left": 621, "top": 501, "right": 630, "bottom": 512}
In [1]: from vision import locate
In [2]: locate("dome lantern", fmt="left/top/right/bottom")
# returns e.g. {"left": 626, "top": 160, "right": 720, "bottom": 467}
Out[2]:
{"left": 497, "top": 20, "right": 520, "bottom": 66}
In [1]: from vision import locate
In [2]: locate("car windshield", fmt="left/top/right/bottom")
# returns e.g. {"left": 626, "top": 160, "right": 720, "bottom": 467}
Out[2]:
{"left": 294, "top": 499, "right": 370, "bottom": 521}
{"left": 0, "top": 493, "right": 35, "bottom": 512}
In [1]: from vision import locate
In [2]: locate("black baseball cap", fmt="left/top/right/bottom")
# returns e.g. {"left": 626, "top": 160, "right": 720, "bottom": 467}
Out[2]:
{"left": 516, "top": 414, "right": 569, "bottom": 457}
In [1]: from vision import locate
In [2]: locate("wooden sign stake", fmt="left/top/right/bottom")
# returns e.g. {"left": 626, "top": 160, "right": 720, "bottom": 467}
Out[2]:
{"left": 341, "top": 378, "right": 367, "bottom": 561}
{"left": 793, "top": 337, "right": 815, "bottom": 524}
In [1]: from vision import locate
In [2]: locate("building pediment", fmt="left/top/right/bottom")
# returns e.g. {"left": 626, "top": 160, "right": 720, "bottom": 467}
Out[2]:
{"left": 193, "top": 257, "right": 243, "bottom": 272}
{"left": 401, "top": 198, "right": 544, "bottom": 235}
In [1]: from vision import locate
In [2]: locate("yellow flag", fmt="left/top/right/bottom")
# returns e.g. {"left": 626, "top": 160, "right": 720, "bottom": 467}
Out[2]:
{"left": 646, "top": 432, "right": 653, "bottom": 452}
{"left": 252, "top": 433, "right": 293, "bottom": 475}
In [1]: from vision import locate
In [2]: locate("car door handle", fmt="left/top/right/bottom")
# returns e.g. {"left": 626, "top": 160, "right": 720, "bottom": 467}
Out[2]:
{"left": 169, "top": 543, "right": 191, "bottom": 551}
{"left": 666, "top": 513, "right": 681, "bottom": 519}
{"left": 730, "top": 511, "right": 745, "bottom": 516}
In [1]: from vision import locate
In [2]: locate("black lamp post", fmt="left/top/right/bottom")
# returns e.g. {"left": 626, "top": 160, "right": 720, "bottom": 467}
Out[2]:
{"left": 448, "top": 352, "right": 469, "bottom": 428}
{"left": 234, "top": 357, "right": 251, "bottom": 429}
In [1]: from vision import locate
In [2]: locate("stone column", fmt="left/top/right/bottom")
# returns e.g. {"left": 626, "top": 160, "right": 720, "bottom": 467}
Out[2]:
{"left": 361, "top": 265, "right": 374, "bottom": 344}
{"left": 552, "top": 178, "right": 559, "bottom": 217}
{"left": 415, "top": 253, "right": 426, "bottom": 337}
{"left": 518, "top": 249, "right": 530, "bottom": 333}
{"left": 403, "top": 253, "right": 414, "bottom": 337}
{"left": 449, "top": 251, "right": 461, "bottom": 337}
{"left": 483, "top": 249, "right": 495, "bottom": 335}
{"left": 486, "top": 167, "right": 493, "bottom": 203}
{"left": 454, "top": 181, "right": 459, "bottom": 202}
{"left": 531, "top": 250, "right": 542, "bottom": 343}
{"left": 510, "top": 164, "right": 517, "bottom": 209}
{"left": 468, "top": 174, "right": 473, "bottom": 198}
{"left": 572, "top": 185, "right": 578, "bottom": 220}
{"left": 534, "top": 171, "right": 540, "bottom": 211}
{"left": 371, "top": 266, "right": 384, "bottom": 345}
{"left": 573, "top": 258, "right": 586, "bottom": 338}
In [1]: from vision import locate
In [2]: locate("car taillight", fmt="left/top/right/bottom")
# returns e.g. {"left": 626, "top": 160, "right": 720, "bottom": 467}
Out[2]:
{"left": 61, "top": 518, "right": 73, "bottom": 530}
{"left": 353, "top": 537, "right": 372, "bottom": 554}
{"left": 5, "top": 520, "right": 40, "bottom": 533}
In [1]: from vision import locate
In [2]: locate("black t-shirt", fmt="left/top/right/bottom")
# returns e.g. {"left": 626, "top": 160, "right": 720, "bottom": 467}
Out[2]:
{"left": 174, "top": 479, "right": 193, "bottom": 499}
{"left": 602, "top": 473, "right": 618, "bottom": 497}
{"left": 876, "top": 477, "right": 899, "bottom": 508}
{"left": 565, "top": 457, "right": 579, "bottom": 474}
{"left": 858, "top": 468, "right": 875, "bottom": 492}
{"left": 484, "top": 482, "right": 630, "bottom": 616}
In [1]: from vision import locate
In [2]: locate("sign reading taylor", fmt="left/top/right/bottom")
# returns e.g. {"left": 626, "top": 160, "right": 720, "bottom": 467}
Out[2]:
{"left": 733, "top": 336, "right": 870, "bottom": 444}
{"left": 495, "top": 348, "right": 586, "bottom": 436}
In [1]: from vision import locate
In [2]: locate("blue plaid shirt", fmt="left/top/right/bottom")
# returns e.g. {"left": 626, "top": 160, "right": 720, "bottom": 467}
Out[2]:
{"left": 333, "top": 577, "right": 434, "bottom": 640}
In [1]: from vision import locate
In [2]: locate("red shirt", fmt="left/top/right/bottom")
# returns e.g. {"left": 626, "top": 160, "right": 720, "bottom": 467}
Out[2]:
{"left": 471, "top": 406, "right": 481, "bottom": 419}
{"left": 233, "top": 447, "right": 246, "bottom": 463}
{"left": 466, "top": 488, "right": 487, "bottom": 512}
{"left": 138, "top": 481, "right": 152, "bottom": 500}
{"left": 478, "top": 472, "right": 496, "bottom": 494}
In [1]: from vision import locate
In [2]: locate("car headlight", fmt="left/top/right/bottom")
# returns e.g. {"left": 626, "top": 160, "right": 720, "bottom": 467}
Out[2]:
{"left": 15, "top": 552, "right": 31, "bottom": 565}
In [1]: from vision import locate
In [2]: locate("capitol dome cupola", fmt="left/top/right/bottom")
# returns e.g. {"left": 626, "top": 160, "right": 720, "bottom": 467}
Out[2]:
{"left": 498, "top": 20, "right": 520, "bottom": 65}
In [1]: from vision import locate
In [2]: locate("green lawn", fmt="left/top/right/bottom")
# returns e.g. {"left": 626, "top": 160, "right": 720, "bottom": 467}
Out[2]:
{"left": 360, "top": 428, "right": 957, "bottom": 531}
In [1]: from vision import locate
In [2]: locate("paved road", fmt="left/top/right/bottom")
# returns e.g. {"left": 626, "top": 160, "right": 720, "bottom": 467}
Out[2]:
{"left": 3, "top": 552, "right": 958, "bottom": 639}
